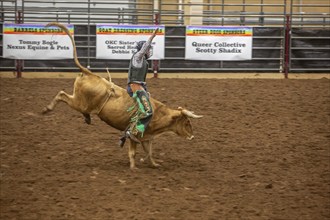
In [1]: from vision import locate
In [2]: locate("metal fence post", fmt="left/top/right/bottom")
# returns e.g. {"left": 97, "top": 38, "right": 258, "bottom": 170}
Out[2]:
{"left": 153, "top": 12, "right": 160, "bottom": 78}
{"left": 284, "top": 14, "right": 291, "bottom": 79}
{"left": 15, "top": 9, "right": 23, "bottom": 78}
{"left": 87, "top": 0, "right": 91, "bottom": 69}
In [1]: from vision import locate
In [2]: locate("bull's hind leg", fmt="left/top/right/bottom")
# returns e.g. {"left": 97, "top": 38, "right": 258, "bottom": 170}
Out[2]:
{"left": 43, "top": 91, "right": 91, "bottom": 124}
{"left": 43, "top": 90, "right": 85, "bottom": 113}
{"left": 43, "top": 91, "right": 74, "bottom": 113}
{"left": 141, "top": 140, "right": 161, "bottom": 168}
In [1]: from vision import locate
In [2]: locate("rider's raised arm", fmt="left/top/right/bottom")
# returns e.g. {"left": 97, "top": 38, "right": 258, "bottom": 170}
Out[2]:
{"left": 134, "top": 28, "right": 159, "bottom": 61}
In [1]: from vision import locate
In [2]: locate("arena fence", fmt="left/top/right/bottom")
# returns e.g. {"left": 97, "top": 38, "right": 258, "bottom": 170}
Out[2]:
{"left": 0, "top": 0, "right": 329, "bottom": 76}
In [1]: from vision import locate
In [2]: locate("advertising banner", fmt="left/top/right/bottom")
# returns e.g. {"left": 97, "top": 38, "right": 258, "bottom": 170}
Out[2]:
{"left": 96, "top": 24, "right": 165, "bottom": 60}
{"left": 3, "top": 23, "right": 74, "bottom": 60}
{"left": 185, "top": 26, "right": 253, "bottom": 60}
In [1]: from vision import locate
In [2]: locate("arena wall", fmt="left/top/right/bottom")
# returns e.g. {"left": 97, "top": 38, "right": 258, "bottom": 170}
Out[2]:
{"left": 0, "top": 0, "right": 329, "bottom": 75}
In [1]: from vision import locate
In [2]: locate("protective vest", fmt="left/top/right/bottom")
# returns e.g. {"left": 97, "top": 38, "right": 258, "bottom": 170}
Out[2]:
{"left": 127, "top": 54, "right": 149, "bottom": 84}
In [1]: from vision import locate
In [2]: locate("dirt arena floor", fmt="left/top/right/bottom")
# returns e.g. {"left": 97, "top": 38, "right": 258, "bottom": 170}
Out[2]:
{"left": 0, "top": 76, "right": 329, "bottom": 219}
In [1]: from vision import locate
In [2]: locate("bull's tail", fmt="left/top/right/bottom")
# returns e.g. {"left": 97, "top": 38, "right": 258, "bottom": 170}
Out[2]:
{"left": 45, "top": 22, "right": 93, "bottom": 76}
{"left": 106, "top": 68, "right": 112, "bottom": 83}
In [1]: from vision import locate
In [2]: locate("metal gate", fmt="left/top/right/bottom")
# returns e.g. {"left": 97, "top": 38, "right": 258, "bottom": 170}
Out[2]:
{"left": 289, "top": 1, "right": 330, "bottom": 72}
{"left": 0, "top": 0, "right": 329, "bottom": 74}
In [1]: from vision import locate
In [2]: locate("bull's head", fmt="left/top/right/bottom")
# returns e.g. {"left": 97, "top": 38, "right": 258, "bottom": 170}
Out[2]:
{"left": 173, "top": 107, "right": 203, "bottom": 140}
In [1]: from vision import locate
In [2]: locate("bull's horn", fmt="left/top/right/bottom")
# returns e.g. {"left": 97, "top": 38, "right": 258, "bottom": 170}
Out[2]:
{"left": 181, "top": 109, "right": 203, "bottom": 119}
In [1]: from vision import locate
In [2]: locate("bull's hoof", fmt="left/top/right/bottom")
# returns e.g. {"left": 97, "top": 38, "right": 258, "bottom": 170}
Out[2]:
{"left": 84, "top": 117, "right": 91, "bottom": 124}
{"left": 83, "top": 114, "right": 91, "bottom": 124}
{"left": 42, "top": 107, "right": 51, "bottom": 114}
{"left": 130, "top": 166, "right": 139, "bottom": 170}
{"left": 151, "top": 162, "right": 162, "bottom": 168}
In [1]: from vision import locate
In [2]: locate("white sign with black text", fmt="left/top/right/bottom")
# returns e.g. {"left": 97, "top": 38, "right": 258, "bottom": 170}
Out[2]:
{"left": 3, "top": 23, "right": 74, "bottom": 60}
{"left": 185, "top": 26, "right": 253, "bottom": 60}
{"left": 96, "top": 24, "right": 165, "bottom": 60}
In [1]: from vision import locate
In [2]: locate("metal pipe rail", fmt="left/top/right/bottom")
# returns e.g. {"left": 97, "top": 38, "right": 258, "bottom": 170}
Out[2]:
{"left": 289, "top": 0, "right": 330, "bottom": 72}
{"left": 0, "top": 0, "right": 329, "bottom": 73}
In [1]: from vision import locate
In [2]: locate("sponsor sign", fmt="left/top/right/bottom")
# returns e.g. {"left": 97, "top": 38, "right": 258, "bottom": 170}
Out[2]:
{"left": 3, "top": 23, "right": 74, "bottom": 60}
{"left": 185, "top": 26, "right": 253, "bottom": 60}
{"left": 96, "top": 24, "right": 165, "bottom": 60}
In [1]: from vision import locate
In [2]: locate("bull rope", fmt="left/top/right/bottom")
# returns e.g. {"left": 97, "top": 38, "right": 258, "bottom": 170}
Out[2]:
{"left": 96, "top": 70, "right": 116, "bottom": 115}
{"left": 96, "top": 90, "right": 113, "bottom": 115}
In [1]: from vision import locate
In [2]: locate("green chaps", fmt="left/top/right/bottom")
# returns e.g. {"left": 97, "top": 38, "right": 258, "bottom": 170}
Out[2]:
{"left": 128, "top": 90, "right": 153, "bottom": 137}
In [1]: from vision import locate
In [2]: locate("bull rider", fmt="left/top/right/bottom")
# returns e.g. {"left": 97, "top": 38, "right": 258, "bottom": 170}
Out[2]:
{"left": 120, "top": 28, "right": 159, "bottom": 146}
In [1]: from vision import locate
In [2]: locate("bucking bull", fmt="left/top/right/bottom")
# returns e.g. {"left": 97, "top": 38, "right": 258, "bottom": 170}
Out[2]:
{"left": 42, "top": 22, "right": 203, "bottom": 169}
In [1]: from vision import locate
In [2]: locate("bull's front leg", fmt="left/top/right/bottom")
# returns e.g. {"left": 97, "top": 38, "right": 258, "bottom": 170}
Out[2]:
{"left": 141, "top": 140, "right": 162, "bottom": 168}
{"left": 128, "top": 140, "right": 138, "bottom": 169}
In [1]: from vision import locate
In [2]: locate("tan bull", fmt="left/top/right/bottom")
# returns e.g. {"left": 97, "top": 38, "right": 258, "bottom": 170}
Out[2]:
{"left": 42, "top": 22, "right": 202, "bottom": 169}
